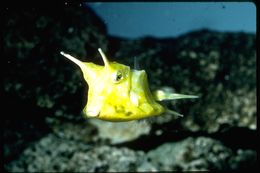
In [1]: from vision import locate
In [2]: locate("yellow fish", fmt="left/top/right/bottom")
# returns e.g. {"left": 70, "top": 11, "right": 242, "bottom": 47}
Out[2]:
{"left": 60, "top": 49, "right": 198, "bottom": 122}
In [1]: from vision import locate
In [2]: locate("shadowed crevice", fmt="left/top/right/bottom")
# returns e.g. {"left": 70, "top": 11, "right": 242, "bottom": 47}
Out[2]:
{"left": 112, "top": 127, "right": 256, "bottom": 152}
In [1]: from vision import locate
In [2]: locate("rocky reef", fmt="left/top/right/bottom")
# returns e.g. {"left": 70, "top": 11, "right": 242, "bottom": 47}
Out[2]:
{"left": 4, "top": 4, "right": 256, "bottom": 172}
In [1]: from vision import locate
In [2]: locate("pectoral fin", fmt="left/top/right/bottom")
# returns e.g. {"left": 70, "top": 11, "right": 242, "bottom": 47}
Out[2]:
{"left": 165, "top": 108, "right": 184, "bottom": 117}
{"left": 153, "top": 90, "right": 198, "bottom": 101}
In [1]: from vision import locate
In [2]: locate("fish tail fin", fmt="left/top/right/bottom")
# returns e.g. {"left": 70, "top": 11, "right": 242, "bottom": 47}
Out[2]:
{"left": 153, "top": 90, "right": 199, "bottom": 101}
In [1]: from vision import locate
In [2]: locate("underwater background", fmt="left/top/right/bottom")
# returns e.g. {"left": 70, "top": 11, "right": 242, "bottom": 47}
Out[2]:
{"left": 4, "top": 2, "right": 256, "bottom": 171}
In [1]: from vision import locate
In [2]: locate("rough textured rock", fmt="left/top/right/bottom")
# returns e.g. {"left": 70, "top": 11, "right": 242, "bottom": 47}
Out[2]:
{"left": 5, "top": 134, "right": 157, "bottom": 172}
{"left": 5, "top": 134, "right": 256, "bottom": 172}
{"left": 4, "top": 4, "right": 108, "bottom": 120}
{"left": 147, "top": 137, "right": 256, "bottom": 171}
{"left": 4, "top": 4, "right": 256, "bottom": 172}
{"left": 89, "top": 119, "right": 151, "bottom": 144}
{"left": 109, "top": 30, "right": 256, "bottom": 133}
{"left": 3, "top": 4, "right": 108, "bottom": 162}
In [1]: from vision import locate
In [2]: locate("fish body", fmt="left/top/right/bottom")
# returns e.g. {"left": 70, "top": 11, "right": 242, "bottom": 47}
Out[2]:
{"left": 60, "top": 49, "right": 198, "bottom": 122}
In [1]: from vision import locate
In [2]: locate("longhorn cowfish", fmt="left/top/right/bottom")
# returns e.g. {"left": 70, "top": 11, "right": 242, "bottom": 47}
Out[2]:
{"left": 60, "top": 49, "right": 198, "bottom": 122}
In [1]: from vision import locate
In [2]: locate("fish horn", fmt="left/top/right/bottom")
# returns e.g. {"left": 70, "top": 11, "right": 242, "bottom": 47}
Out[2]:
{"left": 60, "top": 51, "right": 100, "bottom": 83}
{"left": 60, "top": 51, "right": 87, "bottom": 71}
{"left": 98, "top": 48, "right": 110, "bottom": 67}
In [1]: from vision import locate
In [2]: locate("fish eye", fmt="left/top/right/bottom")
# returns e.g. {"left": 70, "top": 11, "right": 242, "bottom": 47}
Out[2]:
{"left": 113, "top": 70, "right": 124, "bottom": 83}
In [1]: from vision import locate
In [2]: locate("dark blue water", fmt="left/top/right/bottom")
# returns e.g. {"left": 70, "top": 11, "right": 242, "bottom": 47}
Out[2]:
{"left": 87, "top": 2, "right": 256, "bottom": 39}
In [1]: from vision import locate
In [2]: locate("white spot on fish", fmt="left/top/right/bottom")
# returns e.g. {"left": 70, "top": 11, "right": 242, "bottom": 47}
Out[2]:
{"left": 130, "top": 91, "right": 139, "bottom": 106}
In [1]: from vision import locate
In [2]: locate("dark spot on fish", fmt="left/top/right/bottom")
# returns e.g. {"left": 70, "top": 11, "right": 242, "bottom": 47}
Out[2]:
{"left": 115, "top": 105, "right": 124, "bottom": 112}
{"left": 125, "top": 112, "right": 132, "bottom": 116}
